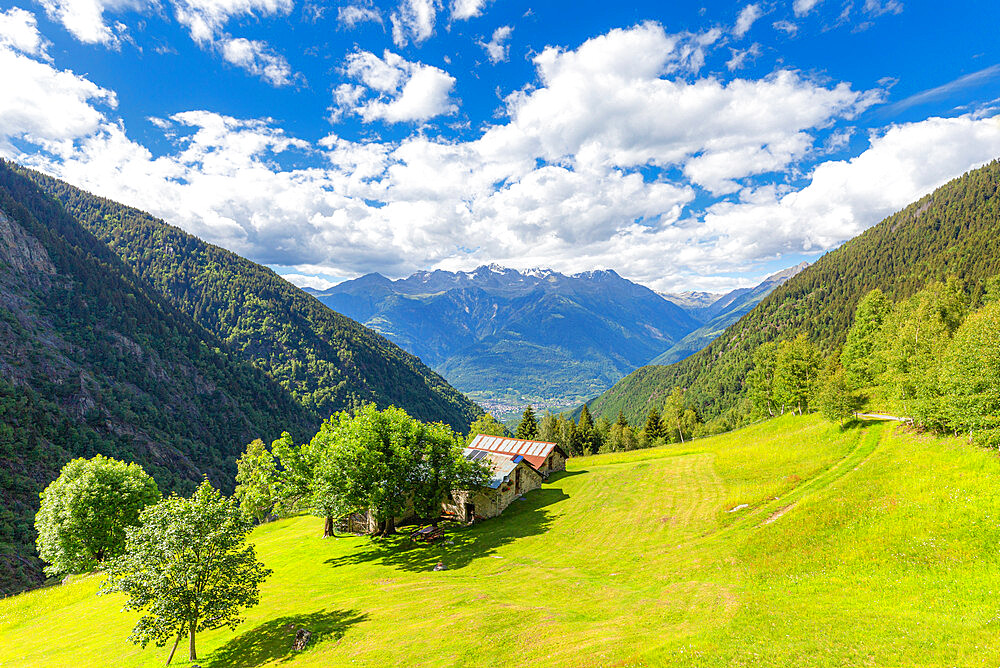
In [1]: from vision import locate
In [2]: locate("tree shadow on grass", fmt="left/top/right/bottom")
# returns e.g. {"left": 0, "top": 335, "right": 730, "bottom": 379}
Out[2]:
{"left": 840, "top": 417, "right": 891, "bottom": 431}
{"left": 204, "top": 609, "right": 368, "bottom": 668}
{"left": 325, "top": 487, "right": 569, "bottom": 573}
{"left": 547, "top": 469, "right": 586, "bottom": 480}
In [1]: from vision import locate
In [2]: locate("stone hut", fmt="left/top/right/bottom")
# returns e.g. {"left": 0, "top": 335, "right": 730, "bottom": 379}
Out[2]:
{"left": 443, "top": 448, "right": 543, "bottom": 522}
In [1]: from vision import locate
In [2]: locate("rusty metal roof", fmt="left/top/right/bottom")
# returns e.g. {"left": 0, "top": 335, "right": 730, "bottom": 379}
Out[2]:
{"left": 467, "top": 434, "right": 562, "bottom": 470}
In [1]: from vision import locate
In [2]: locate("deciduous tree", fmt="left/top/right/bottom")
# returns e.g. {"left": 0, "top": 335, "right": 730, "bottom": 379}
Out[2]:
{"left": 465, "top": 413, "right": 507, "bottom": 443}
{"left": 102, "top": 481, "right": 271, "bottom": 665}
{"left": 773, "top": 334, "right": 821, "bottom": 415}
{"left": 35, "top": 455, "right": 160, "bottom": 577}
{"left": 746, "top": 341, "right": 779, "bottom": 417}
{"left": 233, "top": 439, "right": 278, "bottom": 524}
{"left": 939, "top": 301, "right": 1000, "bottom": 437}
{"left": 311, "top": 405, "right": 490, "bottom": 537}
{"left": 841, "top": 289, "right": 891, "bottom": 387}
{"left": 816, "top": 356, "right": 864, "bottom": 427}
{"left": 662, "top": 387, "right": 687, "bottom": 443}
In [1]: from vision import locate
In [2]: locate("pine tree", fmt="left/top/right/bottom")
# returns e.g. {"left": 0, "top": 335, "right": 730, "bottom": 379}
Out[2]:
{"left": 515, "top": 406, "right": 539, "bottom": 440}
{"left": 643, "top": 407, "right": 663, "bottom": 441}
{"left": 576, "top": 404, "right": 597, "bottom": 454}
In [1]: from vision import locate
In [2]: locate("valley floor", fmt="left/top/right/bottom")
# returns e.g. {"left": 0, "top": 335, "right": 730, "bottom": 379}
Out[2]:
{"left": 3, "top": 415, "right": 1000, "bottom": 666}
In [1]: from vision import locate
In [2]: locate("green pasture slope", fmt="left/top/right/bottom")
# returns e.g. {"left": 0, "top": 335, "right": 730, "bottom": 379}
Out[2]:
{"left": 3, "top": 415, "right": 1000, "bottom": 666}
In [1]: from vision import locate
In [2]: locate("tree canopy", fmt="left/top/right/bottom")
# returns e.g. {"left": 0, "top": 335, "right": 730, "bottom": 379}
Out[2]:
{"left": 465, "top": 413, "right": 507, "bottom": 443}
{"left": 233, "top": 439, "right": 278, "bottom": 524}
{"left": 310, "top": 405, "right": 490, "bottom": 536}
{"left": 35, "top": 455, "right": 160, "bottom": 577}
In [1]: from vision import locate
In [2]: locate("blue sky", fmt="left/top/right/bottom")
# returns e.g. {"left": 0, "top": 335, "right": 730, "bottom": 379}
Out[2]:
{"left": 2, "top": 0, "right": 1000, "bottom": 292}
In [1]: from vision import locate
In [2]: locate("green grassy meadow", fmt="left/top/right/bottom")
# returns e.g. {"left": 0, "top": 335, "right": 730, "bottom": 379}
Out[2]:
{"left": 4, "top": 414, "right": 1000, "bottom": 666}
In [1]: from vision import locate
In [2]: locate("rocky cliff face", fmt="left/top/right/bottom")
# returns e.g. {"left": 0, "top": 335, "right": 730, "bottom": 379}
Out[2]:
{"left": 0, "top": 209, "right": 56, "bottom": 276}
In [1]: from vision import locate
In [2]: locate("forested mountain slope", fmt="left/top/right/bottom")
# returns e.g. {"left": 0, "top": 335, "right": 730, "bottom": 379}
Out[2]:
{"left": 587, "top": 159, "right": 1000, "bottom": 425}
{"left": 308, "top": 265, "right": 698, "bottom": 411}
{"left": 18, "top": 164, "right": 482, "bottom": 432}
{"left": 0, "top": 164, "right": 314, "bottom": 594}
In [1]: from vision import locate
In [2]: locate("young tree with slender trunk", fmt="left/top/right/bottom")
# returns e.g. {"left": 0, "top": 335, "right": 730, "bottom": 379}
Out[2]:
{"left": 101, "top": 481, "right": 271, "bottom": 665}
{"left": 774, "top": 334, "right": 821, "bottom": 415}
{"left": 817, "top": 355, "right": 864, "bottom": 427}
{"left": 746, "top": 341, "right": 778, "bottom": 417}
{"left": 662, "top": 387, "right": 687, "bottom": 444}
{"left": 233, "top": 439, "right": 278, "bottom": 524}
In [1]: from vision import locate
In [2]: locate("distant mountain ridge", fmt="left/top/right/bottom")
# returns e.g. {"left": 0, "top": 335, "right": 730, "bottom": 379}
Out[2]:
{"left": 659, "top": 290, "right": 723, "bottom": 311}
{"left": 650, "top": 262, "right": 809, "bottom": 366}
{"left": 306, "top": 265, "right": 700, "bottom": 412}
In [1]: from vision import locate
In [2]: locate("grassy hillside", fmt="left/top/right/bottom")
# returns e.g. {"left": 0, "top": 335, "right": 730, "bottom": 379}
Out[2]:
{"left": 0, "top": 161, "right": 314, "bottom": 594}
{"left": 588, "top": 159, "right": 1000, "bottom": 425}
{"left": 5, "top": 415, "right": 1000, "bottom": 666}
{"left": 14, "top": 163, "right": 482, "bottom": 433}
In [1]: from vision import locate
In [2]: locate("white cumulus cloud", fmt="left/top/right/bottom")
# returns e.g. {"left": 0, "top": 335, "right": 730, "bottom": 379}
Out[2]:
{"left": 488, "top": 23, "right": 879, "bottom": 193}
{"left": 333, "top": 49, "right": 457, "bottom": 123}
{"left": 36, "top": 0, "right": 143, "bottom": 45}
{"left": 6, "top": 20, "right": 1000, "bottom": 294}
{"left": 450, "top": 0, "right": 488, "bottom": 21}
{"left": 0, "top": 47, "right": 116, "bottom": 154}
